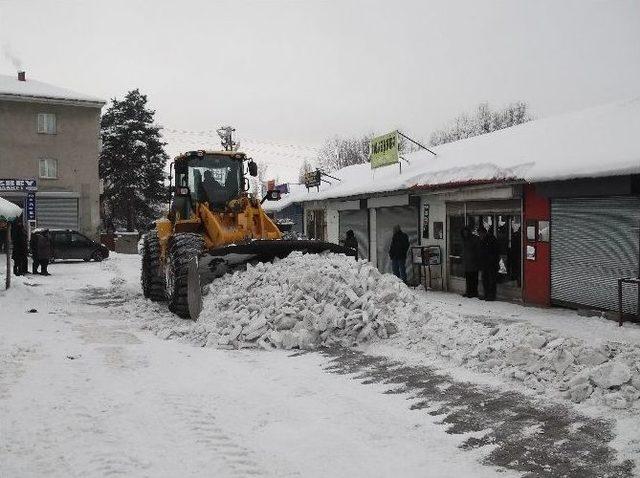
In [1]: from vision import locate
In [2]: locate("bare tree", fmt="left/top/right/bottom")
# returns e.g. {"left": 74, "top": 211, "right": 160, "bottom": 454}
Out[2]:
{"left": 298, "top": 159, "right": 315, "bottom": 183}
{"left": 317, "top": 135, "right": 371, "bottom": 172}
{"left": 429, "top": 102, "right": 532, "bottom": 146}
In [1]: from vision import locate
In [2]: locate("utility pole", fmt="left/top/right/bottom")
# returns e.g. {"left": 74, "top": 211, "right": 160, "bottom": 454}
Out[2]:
{"left": 217, "top": 126, "right": 238, "bottom": 151}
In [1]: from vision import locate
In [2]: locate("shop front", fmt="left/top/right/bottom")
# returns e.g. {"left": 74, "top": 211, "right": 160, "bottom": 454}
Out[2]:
{"left": 368, "top": 195, "right": 420, "bottom": 283}
{"left": 550, "top": 195, "right": 640, "bottom": 315}
{"left": 446, "top": 198, "right": 522, "bottom": 300}
{"left": 0, "top": 178, "right": 37, "bottom": 228}
{"left": 337, "top": 202, "right": 369, "bottom": 260}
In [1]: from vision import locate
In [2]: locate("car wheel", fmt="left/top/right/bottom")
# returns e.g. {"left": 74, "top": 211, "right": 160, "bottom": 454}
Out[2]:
{"left": 92, "top": 250, "right": 104, "bottom": 262}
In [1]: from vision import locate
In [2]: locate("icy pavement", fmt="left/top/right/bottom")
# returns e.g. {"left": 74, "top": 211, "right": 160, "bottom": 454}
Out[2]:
{"left": 0, "top": 252, "right": 639, "bottom": 476}
{"left": 0, "top": 255, "right": 507, "bottom": 477}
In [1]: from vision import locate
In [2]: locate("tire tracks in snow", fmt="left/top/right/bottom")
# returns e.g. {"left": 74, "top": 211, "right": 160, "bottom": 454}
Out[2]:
{"left": 79, "top": 262, "right": 634, "bottom": 477}
{"left": 309, "top": 347, "right": 635, "bottom": 478}
{"left": 162, "top": 392, "right": 268, "bottom": 477}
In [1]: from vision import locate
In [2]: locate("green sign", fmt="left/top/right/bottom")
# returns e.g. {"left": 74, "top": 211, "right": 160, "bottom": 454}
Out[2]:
{"left": 370, "top": 131, "right": 399, "bottom": 169}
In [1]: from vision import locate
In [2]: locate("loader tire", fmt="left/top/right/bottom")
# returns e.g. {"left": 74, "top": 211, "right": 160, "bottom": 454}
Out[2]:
{"left": 141, "top": 230, "right": 166, "bottom": 302}
{"left": 166, "top": 233, "right": 204, "bottom": 319}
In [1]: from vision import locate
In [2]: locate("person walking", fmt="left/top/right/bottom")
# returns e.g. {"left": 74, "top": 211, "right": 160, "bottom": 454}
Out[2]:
{"left": 389, "top": 225, "right": 410, "bottom": 283}
{"left": 36, "top": 229, "right": 52, "bottom": 276}
{"left": 461, "top": 226, "right": 479, "bottom": 298}
{"left": 344, "top": 230, "right": 358, "bottom": 258}
{"left": 11, "top": 220, "right": 28, "bottom": 276}
{"left": 478, "top": 225, "right": 500, "bottom": 301}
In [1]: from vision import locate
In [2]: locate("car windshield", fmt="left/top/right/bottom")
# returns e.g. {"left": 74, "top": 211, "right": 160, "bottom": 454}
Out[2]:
{"left": 176, "top": 155, "right": 242, "bottom": 207}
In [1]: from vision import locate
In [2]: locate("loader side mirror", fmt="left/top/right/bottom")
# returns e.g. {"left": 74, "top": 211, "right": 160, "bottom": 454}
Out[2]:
{"left": 260, "top": 190, "right": 281, "bottom": 204}
{"left": 248, "top": 160, "right": 258, "bottom": 177}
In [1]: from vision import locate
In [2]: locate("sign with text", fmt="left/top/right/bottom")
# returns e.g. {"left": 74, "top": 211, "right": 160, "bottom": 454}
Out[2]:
{"left": 26, "top": 193, "right": 36, "bottom": 221}
{"left": 422, "top": 204, "right": 430, "bottom": 239}
{"left": 0, "top": 178, "right": 37, "bottom": 192}
{"left": 370, "top": 131, "right": 399, "bottom": 169}
{"left": 275, "top": 183, "right": 289, "bottom": 194}
{"left": 304, "top": 170, "right": 321, "bottom": 189}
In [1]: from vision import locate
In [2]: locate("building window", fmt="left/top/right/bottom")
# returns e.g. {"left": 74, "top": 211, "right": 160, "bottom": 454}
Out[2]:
{"left": 39, "top": 158, "right": 58, "bottom": 179}
{"left": 37, "top": 113, "right": 56, "bottom": 134}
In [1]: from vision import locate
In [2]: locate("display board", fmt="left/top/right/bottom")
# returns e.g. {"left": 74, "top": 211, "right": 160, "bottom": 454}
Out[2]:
{"left": 370, "top": 131, "right": 399, "bottom": 169}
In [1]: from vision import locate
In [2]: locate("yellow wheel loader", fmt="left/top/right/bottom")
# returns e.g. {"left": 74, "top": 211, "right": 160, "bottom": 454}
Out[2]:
{"left": 141, "top": 150, "right": 355, "bottom": 319}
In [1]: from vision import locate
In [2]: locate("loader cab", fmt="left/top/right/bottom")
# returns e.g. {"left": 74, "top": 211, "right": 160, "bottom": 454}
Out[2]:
{"left": 174, "top": 151, "right": 245, "bottom": 212}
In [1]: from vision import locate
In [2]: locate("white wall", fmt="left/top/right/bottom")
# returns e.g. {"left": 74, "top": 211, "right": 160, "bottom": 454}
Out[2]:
{"left": 369, "top": 208, "right": 377, "bottom": 265}
{"left": 419, "top": 195, "right": 447, "bottom": 290}
{"left": 326, "top": 208, "right": 339, "bottom": 243}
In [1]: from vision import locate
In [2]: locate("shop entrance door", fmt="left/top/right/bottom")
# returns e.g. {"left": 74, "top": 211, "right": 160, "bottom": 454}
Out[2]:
{"left": 447, "top": 201, "right": 522, "bottom": 298}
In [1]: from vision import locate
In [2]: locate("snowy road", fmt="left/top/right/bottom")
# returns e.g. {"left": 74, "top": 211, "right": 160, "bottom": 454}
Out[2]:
{"left": 0, "top": 254, "right": 636, "bottom": 477}
{"left": 1, "top": 256, "right": 507, "bottom": 478}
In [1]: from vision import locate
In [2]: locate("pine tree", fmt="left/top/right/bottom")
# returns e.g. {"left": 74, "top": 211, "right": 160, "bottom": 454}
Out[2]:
{"left": 99, "top": 89, "right": 169, "bottom": 232}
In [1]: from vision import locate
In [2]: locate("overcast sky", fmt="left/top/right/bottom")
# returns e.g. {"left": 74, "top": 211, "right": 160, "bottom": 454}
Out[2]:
{"left": 1, "top": 0, "right": 639, "bottom": 180}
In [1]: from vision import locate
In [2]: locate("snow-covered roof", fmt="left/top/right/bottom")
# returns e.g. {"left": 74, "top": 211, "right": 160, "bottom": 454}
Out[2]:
{"left": 269, "top": 98, "right": 640, "bottom": 211}
{"left": 0, "top": 197, "right": 22, "bottom": 221}
{"left": 263, "top": 183, "right": 307, "bottom": 212}
{"left": 0, "top": 73, "right": 105, "bottom": 107}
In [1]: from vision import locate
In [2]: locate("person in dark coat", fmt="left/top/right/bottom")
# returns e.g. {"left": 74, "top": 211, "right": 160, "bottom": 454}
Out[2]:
{"left": 11, "top": 220, "right": 28, "bottom": 276}
{"left": 461, "top": 226, "right": 479, "bottom": 298}
{"left": 478, "top": 225, "right": 500, "bottom": 301}
{"left": 30, "top": 231, "right": 40, "bottom": 274}
{"left": 344, "top": 230, "right": 358, "bottom": 258}
{"left": 36, "top": 229, "right": 52, "bottom": 276}
{"left": 389, "top": 225, "right": 410, "bottom": 282}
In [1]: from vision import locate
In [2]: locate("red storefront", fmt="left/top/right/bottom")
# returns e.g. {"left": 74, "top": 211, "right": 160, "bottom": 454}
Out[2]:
{"left": 522, "top": 184, "right": 551, "bottom": 306}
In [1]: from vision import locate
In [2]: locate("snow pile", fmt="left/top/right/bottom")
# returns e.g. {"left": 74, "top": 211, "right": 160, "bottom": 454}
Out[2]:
{"left": 197, "top": 252, "right": 404, "bottom": 350}
{"left": 395, "top": 309, "right": 640, "bottom": 409}
{"left": 128, "top": 251, "right": 640, "bottom": 409}
{"left": 0, "top": 196, "right": 22, "bottom": 221}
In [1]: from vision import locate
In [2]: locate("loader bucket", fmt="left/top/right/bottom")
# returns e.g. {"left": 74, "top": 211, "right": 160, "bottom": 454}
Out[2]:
{"left": 186, "top": 240, "right": 358, "bottom": 319}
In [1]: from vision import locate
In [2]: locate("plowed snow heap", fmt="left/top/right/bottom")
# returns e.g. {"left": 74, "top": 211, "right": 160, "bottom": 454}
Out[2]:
{"left": 200, "top": 252, "right": 407, "bottom": 350}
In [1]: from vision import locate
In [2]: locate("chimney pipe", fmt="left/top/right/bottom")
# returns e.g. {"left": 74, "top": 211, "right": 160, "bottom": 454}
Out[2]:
{"left": 17, "top": 71, "right": 25, "bottom": 82}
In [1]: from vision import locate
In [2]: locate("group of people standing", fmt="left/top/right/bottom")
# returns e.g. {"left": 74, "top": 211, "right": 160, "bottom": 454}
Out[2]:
{"left": 9, "top": 221, "right": 52, "bottom": 276}
{"left": 461, "top": 225, "right": 500, "bottom": 301}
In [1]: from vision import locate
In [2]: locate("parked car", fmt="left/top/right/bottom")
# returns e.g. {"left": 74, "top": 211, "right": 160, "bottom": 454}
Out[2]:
{"left": 31, "top": 229, "right": 109, "bottom": 262}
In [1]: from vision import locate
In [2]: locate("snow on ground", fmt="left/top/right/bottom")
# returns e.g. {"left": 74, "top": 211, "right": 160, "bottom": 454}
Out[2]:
{"left": 0, "top": 253, "right": 514, "bottom": 478}
{"left": 134, "top": 251, "right": 640, "bottom": 413}
{"left": 96, "top": 252, "right": 640, "bottom": 471}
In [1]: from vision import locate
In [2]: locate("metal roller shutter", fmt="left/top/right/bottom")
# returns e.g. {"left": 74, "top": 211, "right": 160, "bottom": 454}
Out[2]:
{"left": 551, "top": 197, "right": 640, "bottom": 314}
{"left": 376, "top": 205, "right": 419, "bottom": 281}
{"left": 339, "top": 209, "right": 369, "bottom": 260}
{"left": 36, "top": 197, "right": 79, "bottom": 230}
